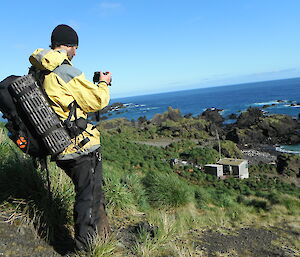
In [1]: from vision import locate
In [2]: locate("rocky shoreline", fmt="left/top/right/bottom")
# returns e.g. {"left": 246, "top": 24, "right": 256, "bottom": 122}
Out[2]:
{"left": 241, "top": 147, "right": 277, "bottom": 165}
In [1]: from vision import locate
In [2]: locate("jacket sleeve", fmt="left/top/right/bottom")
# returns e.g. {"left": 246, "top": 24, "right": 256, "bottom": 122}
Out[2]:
{"left": 66, "top": 71, "right": 110, "bottom": 113}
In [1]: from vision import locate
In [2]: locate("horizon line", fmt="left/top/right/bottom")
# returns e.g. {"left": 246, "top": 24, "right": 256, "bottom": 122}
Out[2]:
{"left": 111, "top": 75, "right": 300, "bottom": 100}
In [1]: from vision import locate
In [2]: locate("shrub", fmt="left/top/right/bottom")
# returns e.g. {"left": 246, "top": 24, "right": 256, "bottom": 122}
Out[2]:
{"left": 180, "top": 147, "right": 220, "bottom": 166}
{"left": 213, "top": 140, "right": 243, "bottom": 159}
{"left": 249, "top": 163, "right": 277, "bottom": 174}
{"left": 101, "top": 135, "right": 170, "bottom": 173}
{"left": 280, "top": 196, "right": 300, "bottom": 215}
{"left": 246, "top": 199, "right": 270, "bottom": 210}
{"left": 194, "top": 187, "right": 213, "bottom": 208}
{"left": 166, "top": 140, "right": 197, "bottom": 154}
{"left": 210, "top": 188, "right": 236, "bottom": 208}
{"left": 266, "top": 191, "right": 281, "bottom": 205}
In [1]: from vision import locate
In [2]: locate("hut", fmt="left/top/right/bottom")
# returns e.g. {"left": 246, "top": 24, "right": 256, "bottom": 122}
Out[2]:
{"left": 204, "top": 164, "right": 223, "bottom": 177}
{"left": 217, "top": 158, "right": 249, "bottom": 179}
{"left": 204, "top": 158, "right": 249, "bottom": 179}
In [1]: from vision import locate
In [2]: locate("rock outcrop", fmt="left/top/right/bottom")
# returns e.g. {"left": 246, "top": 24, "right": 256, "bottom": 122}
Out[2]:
{"left": 226, "top": 107, "right": 300, "bottom": 145}
{"left": 200, "top": 108, "right": 224, "bottom": 125}
{"left": 276, "top": 153, "right": 300, "bottom": 177}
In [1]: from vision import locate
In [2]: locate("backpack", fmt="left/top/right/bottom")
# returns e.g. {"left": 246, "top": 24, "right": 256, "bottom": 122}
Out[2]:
{"left": 0, "top": 74, "right": 72, "bottom": 159}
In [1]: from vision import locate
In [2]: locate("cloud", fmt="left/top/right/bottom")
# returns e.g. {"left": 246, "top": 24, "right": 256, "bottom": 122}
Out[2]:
{"left": 201, "top": 68, "right": 300, "bottom": 88}
{"left": 99, "top": 2, "right": 122, "bottom": 9}
{"left": 97, "top": 2, "right": 123, "bottom": 16}
{"left": 161, "top": 68, "right": 300, "bottom": 93}
{"left": 13, "top": 43, "right": 27, "bottom": 50}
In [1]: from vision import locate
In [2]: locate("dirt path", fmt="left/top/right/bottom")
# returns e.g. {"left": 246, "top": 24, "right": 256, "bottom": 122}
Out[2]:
{"left": 194, "top": 227, "right": 299, "bottom": 257}
{"left": 0, "top": 214, "right": 299, "bottom": 256}
{"left": 0, "top": 215, "right": 60, "bottom": 257}
{"left": 113, "top": 218, "right": 300, "bottom": 257}
{"left": 134, "top": 138, "right": 184, "bottom": 147}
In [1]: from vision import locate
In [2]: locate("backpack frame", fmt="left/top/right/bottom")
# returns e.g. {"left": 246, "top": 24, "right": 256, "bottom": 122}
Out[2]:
{"left": 0, "top": 74, "right": 72, "bottom": 158}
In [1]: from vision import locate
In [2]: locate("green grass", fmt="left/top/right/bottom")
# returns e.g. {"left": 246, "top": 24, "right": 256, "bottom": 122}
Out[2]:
{"left": 1, "top": 121, "right": 300, "bottom": 256}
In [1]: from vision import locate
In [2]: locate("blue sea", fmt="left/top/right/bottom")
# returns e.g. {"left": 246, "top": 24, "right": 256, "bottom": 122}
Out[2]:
{"left": 109, "top": 77, "right": 300, "bottom": 155}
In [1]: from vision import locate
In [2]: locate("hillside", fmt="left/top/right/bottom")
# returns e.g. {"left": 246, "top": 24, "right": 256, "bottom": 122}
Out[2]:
{"left": 0, "top": 108, "right": 299, "bottom": 257}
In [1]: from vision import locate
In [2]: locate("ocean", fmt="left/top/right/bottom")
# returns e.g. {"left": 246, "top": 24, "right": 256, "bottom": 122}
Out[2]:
{"left": 109, "top": 77, "right": 300, "bottom": 155}
{"left": 110, "top": 77, "right": 300, "bottom": 120}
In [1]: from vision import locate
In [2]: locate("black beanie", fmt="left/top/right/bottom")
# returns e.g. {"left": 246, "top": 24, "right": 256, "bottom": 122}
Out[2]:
{"left": 51, "top": 24, "right": 79, "bottom": 47}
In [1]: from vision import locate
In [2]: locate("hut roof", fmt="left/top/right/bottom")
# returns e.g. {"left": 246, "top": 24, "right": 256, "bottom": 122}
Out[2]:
{"left": 217, "top": 158, "right": 247, "bottom": 166}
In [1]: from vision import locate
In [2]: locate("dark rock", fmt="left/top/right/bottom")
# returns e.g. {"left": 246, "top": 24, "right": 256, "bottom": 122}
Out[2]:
{"left": 262, "top": 104, "right": 276, "bottom": 108}
{"left": 290, "top": 102, "right": 300, "bottom": 107}
{"left": 151, "top": 107, "right": 182, "bottom": 125}
{"left": 262, "top": 104, "right": 271, "bottom": 108}
{"left": 129, "top": 221, "right": 158, "bottom": 238}
{"left": 276, "top": 154, "right": 300, "bottom": 176}
{"left": 258, "top": 115, "right": 300, "bottom": 144}
{"left": 184, "top": 113, "right": 193, "bottom": 119}
{"left": 288, "top": 134, "right": 300, "bottom": 145}
{"left": 226, "top": 107, "right": 300, "bottom": 145}
{"left": 228, "top": 113, "right": 238, "bottom": 120}
{"left": 226, "top": 127, "right": 265, "bottom": 144}
{"left": 236, "top": 107, "right": 264, "bottom": 128}
{"left": 200, "top": 108, "right": 224, "bottom": 125}
{"left": 88, "top": 102, "right": 125, "bottom": 121}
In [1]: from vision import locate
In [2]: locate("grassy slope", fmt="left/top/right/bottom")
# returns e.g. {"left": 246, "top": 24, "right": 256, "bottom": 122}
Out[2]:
{"left": 0, "top": 120, "right": 299, "bottom": 257}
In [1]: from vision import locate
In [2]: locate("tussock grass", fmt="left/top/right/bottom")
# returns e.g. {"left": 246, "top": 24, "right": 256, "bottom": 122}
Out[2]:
{"left": 142, "top": 171, "right": 195, "bottom": 208}
{"left": 280, "top": 194, "right": 300, "bottom": 215}
{"left": 147, "top": 211, "right": 178, "bottom": 240}
{"left": 77, "top": 233, "right": 120, "bottom": 257}
{"left": 103, "top": 164, "right": 138, "bottom": 215}
{"left": 0, "top": 134, "right": 74, "bottom": 248}
{"left": 1, "top": 125, "right": 300, "bottom": 256}
{"left": 130, "top": 210, "right": 179, "bottom": 256}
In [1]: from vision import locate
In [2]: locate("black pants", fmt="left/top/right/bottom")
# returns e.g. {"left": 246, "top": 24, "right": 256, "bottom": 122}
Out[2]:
{"left": 56, "top": 149, "right": 107, "bottom": 250}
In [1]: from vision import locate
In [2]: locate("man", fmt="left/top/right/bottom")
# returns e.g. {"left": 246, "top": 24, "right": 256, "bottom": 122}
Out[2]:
{"left": 29, "top": 24, "right": 111, "bottom": 251}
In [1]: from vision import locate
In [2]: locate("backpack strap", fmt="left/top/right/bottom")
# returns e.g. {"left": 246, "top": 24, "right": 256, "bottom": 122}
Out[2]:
{"left": 38, "top": 156, "right": 52, "bottom": 199}
{"left": 63, "top": 101, "right": 93, "bottom": 148}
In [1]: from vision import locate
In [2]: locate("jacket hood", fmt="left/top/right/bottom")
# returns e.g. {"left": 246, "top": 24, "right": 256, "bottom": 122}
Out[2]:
{"left": 29, "top": 48, "right": 71, "bottom": 71}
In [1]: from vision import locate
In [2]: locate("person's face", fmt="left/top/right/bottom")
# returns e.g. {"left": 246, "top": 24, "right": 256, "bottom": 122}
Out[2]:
{"left": 66, "top": 46, "right": 78, "bottom": 60}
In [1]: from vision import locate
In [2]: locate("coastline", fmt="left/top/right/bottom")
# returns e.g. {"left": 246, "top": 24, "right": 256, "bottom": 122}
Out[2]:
{"left": 275, "top": 144, "right": 300, "bottom": 156}
{"left": 240, "top": 144, "right": 279, "bottom": 165}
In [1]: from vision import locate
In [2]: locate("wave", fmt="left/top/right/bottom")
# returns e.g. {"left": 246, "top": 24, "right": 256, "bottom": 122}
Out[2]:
{"left": 284, "top": 104, "right": 300, "bottom": 108}
{"left": 140, "top": 107, "right": 160, "bottom": 111}
{"left": 253, "top": 100, "right": 287, "bottom": 106}
{"left": 123, "top": 103, "right": 146, "bottom": 108}
{"left": 275, "top": 145, "right": 300, "bottom": 156}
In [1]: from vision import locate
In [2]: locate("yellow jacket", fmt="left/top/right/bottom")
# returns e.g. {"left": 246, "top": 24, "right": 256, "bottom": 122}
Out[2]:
{"left": 29, "top": 48, "right": 110, "bottom": 160}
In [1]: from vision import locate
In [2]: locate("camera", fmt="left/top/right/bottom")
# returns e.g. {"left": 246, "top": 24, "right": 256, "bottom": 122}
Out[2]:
{"left": 93, "top": 71, "right": 112, "bottom": 85}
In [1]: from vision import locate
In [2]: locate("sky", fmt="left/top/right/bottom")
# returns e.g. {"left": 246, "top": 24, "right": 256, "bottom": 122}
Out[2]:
{"left": 1, "top": 0, "right": 300, "bottom": 98}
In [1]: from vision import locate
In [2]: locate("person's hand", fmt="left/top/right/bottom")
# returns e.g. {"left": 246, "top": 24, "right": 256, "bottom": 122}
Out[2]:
{"left": 100, "top": 71, "right": 112, "bottom": 86}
